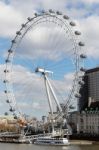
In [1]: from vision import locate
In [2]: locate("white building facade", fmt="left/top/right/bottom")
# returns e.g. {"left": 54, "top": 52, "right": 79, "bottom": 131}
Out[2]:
{"left": 68, "top": 111, "right": 99, "bottom": 135}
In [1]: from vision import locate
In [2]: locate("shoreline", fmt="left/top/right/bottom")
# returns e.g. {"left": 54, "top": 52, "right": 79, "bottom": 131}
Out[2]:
{"left": 70, "top": 139, "right": 99, "bottom": 145}
{"left": 0, "top": 139, "right": 99, "bottom": 145}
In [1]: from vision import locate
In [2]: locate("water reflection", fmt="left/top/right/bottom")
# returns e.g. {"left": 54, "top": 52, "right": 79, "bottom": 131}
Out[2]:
{"left": 62, "top": 146, "right": 81, "bottom": 150}
{"left": 0, "top": 144, "right": 99, "bottom": 150}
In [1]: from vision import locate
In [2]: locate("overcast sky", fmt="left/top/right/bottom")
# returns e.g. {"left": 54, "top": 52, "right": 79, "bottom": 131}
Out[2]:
{"left": 0, "top": 0, "right": 99, "bottom": 119}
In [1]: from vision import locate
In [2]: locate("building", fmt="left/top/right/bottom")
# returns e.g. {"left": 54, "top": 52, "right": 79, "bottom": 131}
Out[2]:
{"left": 67, "top": 67, "right": 99, "bottom": 135}
{"left": 68, "top": 111, "right": 79, "bottom": 133}
{"left": 79, "top": 67, "right": 99, "bottom": 111}
{"left": 68, "top": 109, "right": 99, "bottom": 135}
{"left": 0, "top": 115, "right": 18, "bottom": 132}
{"left": 78, "top": 110, "right": 99, "bottom": 134}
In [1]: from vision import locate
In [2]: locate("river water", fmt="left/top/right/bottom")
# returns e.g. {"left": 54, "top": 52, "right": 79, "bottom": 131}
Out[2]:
{"left": 0, "top": 143, "right": 99, "bottom": 150}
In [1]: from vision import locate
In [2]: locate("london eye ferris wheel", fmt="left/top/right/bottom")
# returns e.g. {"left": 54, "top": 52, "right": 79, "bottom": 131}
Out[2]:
{"left": 4, "top": 10, "right": 86, "bottom": 122}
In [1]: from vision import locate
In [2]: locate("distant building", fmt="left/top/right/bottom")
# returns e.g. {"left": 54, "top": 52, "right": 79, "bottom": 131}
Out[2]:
{"left": 68, "top": 111, "right": 79, "bottom": 133}
{"left": 0, "top": 115, "right": 18, "bottom": 132}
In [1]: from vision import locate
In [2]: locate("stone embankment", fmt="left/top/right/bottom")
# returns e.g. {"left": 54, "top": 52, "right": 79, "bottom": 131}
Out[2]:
{"left": 70, "top": 140, "right": 99, "bottom": 145}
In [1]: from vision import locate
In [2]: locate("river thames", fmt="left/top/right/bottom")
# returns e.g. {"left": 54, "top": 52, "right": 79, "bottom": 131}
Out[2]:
{"left": 0, "top": 143, "right": 99, "bottom": 150}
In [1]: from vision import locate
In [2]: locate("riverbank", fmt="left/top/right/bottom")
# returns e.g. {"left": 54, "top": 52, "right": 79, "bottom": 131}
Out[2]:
{"left": 69, "top": 134, "right": 99, "bottom": 141}
{"left": 0, "top": 138, "right": 99, "bottom": 145}
{"left": 70, "top": 140, "right": 99, "bottom": 145}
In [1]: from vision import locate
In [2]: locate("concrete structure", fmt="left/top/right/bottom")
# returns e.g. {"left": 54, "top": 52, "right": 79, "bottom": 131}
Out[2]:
{"left": 78, "top": 110, "right": 99, "bottom": 134}
{"left": 79, "top": 67, "right": 99, "bottom": 111}
{"left": 87, "top": 67, "right": 99, "bottom": 102}
{"left": 68, "top": 110, "right": 99, "bottom": 135}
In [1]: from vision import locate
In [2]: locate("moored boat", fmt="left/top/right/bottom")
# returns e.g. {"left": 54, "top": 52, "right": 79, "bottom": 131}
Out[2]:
{"left": 34, "top": 135, "right": 69, "bottom": 145}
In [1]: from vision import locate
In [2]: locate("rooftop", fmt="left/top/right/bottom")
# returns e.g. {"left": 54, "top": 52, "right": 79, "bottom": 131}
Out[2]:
{"left": 86, "top": 67, "right": 99, "bottom": 74}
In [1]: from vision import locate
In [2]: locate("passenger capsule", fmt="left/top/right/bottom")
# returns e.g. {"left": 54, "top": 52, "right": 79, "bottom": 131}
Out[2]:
{"left": 56, "top": 11, "right": 62, "bottom": 15}
{"left": 16, "top": 31, "right": 21, "bottom": 35}
{"left": 27, "top": 17, "right": 32, "bottom": 21}
{"left": 63, "top": 15, "right": 69, "bottom": 20}
{"left": 79, "top": 42, "right": 85, "bottom": 46}
{"left": 4, "top": 70, "right": 9, "bottom": 73}
{"left": 5, "top": 112, "right": 8, "bottom": 116}
{"left": 80, "top": 67, "right": 86, "bottom": 72}
{"left": 70, "top": 21, "right": 76, "bottom": 26}
{"left": 8, "top": 49, "right": 13, "bottom": 53}
{"left": 49, "top": 9, "right": 55, "bottom": 13}
{"left": 21, "top": 24, "right": 26, "bottom": 28}
{"left": 75, "top": 93, "right": 81, "bottom": 98}
{"left": 75, "top": 31, "right": 81, "bottom": 35}
{"left": 6, "top": 100, "right": 10, "bottom": 103}
{"left": 78, "top": 81, "right": 84, "bottom": 85}
{"left": 9, "top": 107, "right": 15, "bottom": 112}
{"left": 3, "top": 80, "right": 8, "bottom": 83}
{"left": 5, "top": 59, "right": 10, "bottom": 63}
{"left": 14, "top": 116, "right": 18, "bottom": 119}
{"left": 12, "top": 40, "right": 16, "bottom": 43}
{"left": 34, "top": 13, "right": 38, "bottom": 17}
{"left": 80, "top": 54, "right": 87, "bottom": 58}
{"left": 69, "top": 105, "right": 75, "bottom": 109}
